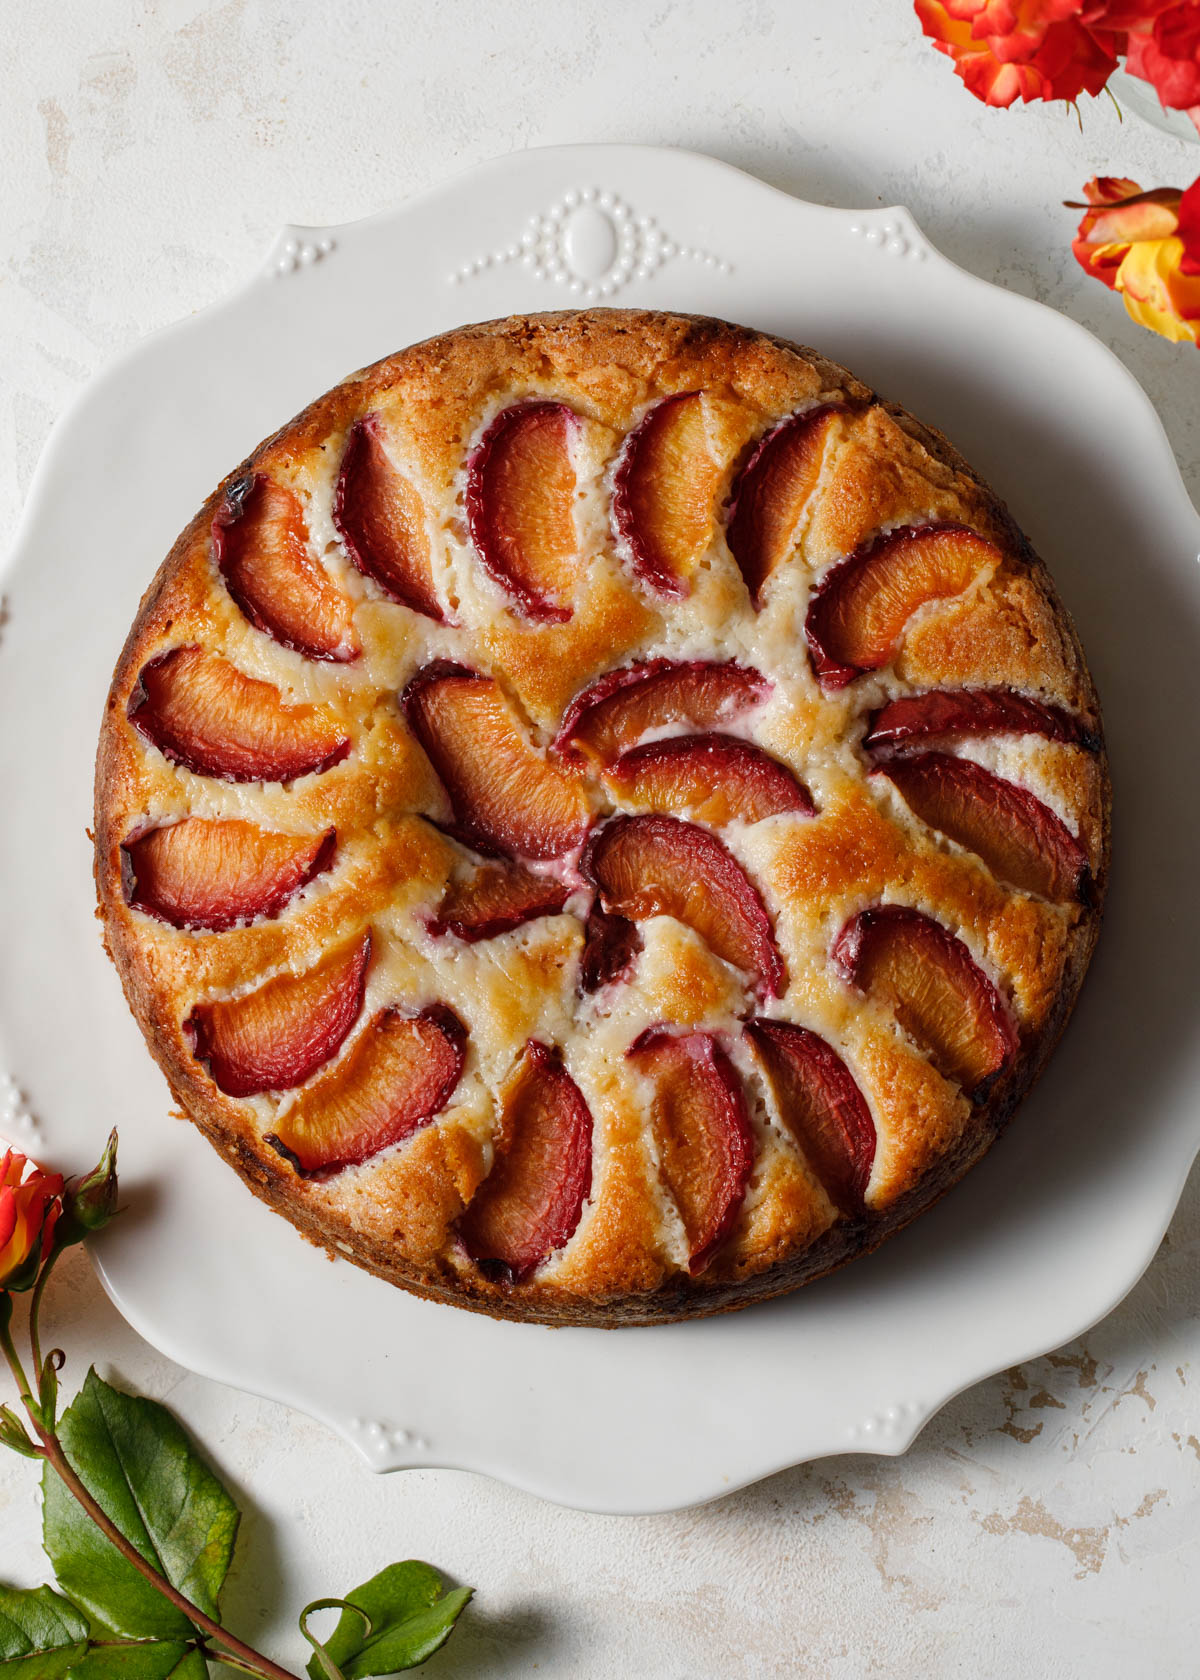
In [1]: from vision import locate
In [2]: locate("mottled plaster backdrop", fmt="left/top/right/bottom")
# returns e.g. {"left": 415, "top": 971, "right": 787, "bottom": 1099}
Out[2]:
{"left": 2, "top": 3, "right": 1198, "bottom": 1675}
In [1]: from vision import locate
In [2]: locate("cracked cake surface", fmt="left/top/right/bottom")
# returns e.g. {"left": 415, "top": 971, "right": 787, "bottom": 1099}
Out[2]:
{"left": 94, "top": 308, "right": 1109, "bottom": 1326}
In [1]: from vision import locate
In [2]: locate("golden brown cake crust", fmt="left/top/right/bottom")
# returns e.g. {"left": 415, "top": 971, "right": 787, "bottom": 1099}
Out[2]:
{"left": 94, "top": 309, "right": 1110, "bottom": 1327}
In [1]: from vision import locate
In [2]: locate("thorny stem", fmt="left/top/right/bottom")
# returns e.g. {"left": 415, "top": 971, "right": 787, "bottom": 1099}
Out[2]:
{"left": 27, "top": 1243, "right": 62, "bottom": 1376}
{"left": 202, "top": 1651, "right": 289, "bottom": 1678}
{"left": 17, "top": 1401, "right": 305, "bottom": 1680}
{"left": 0, "top": 1313, "right": 35, "bottom": 1410}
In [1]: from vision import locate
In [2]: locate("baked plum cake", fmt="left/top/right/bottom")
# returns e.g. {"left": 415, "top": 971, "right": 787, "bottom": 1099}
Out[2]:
{"left": 94, "top": 309, "right": 1109, "bottom": 1326}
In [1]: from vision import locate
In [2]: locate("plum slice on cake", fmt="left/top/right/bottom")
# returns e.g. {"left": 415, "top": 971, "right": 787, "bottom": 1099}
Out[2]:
{"left": 611, "top": 392, "right": 721, "bottom": 596}
{"left": 555, "top": 658, "right": 770, "bottom": 765}
{"left": 122, "top": 820, "right": 336, "bottom": 932}
{"left": 726, "top": 403, "right": 847, "bottom": 605}
{"left": 864, "top": 687, "right": 1097, "bottom": 752}
{"left": 581, "top": 814, "right": 786, "bottom": 1000}
{"left": 129, "top": 647, "right": 351, "bottom": 783}
{"left": 403, "top": 661, "right": 590, "bottom": 860}
{"left": 334, "top": 416, "right": 447, "bottom": 622}
{"left": 806, "top": 523, "right": 1000, "bottom": 690}
{"left": 465, "top": 401, "right": 580, "bottom": 622}
{"left": 745, "top": 1020, "right": 875, "bottom": 1215}
{"left": 875, "top": 752, "right": 1091, "bottom": 903}
{"left": 186, "top": 933, "right": 372, "bottom": 1097}
{"left": 265, "top": 1004, "right": 467, "bottom": 1177}
{"left": 213, "top": 474, "right": 360, "bottom": 662}
{"left": 602, "top": 733, "right": 814, "bottom": 826}
{"left": 833, "top": 907, "right": 1016, "bottom": 1097}
{"left": 579, "top": 907, "right": 642, "bottom": 994}
{"left": 628, "top": 1029, "right": 754, "bottom": 1275}
{"left": 458, "top": 1041, "right": 593, "bottom": 1282}
{"left": 429, "top": 857, "right": 571, "bottom": 943}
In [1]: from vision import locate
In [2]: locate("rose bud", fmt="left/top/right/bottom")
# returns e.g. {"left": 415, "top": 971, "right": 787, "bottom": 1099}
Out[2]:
{"left": 64, "top": 1129, "right": 119, "bottom": 1236}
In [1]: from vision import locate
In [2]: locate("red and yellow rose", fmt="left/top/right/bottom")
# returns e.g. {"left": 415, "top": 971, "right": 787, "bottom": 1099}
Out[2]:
{"left": 0, "top": 1150, "right": 63, "bottom": 1292}
{"left": 915, "top": 0, "right": 1121, "bottom": 104}
{"left": 916, "top": 1, "right": 1200, "bottom": 128}
{"left": 914, "top": 4, "right": 1200, "bottom": 345}
{"left": 1071, "top": 175, "right": 1200, "bottom": 342}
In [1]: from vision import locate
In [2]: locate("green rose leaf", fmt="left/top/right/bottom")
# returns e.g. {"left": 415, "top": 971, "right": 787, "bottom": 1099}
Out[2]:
{"left": 66, "top": 1640, "right": 206, "bottom": 1678}
{"left": 304, "top": 1562, "right": 471, "bottom": 1679}
{"left": 0, "top": 1582, "right": 89, "bottom": 1679}
{"left": 0, "top": 1405, "right": 39, "bottom": 1459}
{"left": 42, "top": 1369, "right": 239, "bottom": 1640}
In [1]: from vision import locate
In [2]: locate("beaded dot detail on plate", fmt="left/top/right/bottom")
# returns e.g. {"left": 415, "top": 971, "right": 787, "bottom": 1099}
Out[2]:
{"left": 272, "top": 235, "right": 337, "bottom": 278}
{"left": 0, "top": 1071, "right": 39, "bottom": 1145}
{"left": 449, "top": 188, "right": 733, "bottom": 298}
{"left": 848, "top": 219, "right": 928, "bottom": 261}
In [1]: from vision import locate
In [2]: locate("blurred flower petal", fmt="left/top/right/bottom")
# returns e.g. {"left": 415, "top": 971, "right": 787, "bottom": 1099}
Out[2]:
{"left": 1177, "top": 177, "right": 1200, "bottom": 273}
{"left": 1081, "top": 2, "right": 1176, "bottom": 27}
{"left": 1125, "top": 5, "right": 1200, "bottom": 109}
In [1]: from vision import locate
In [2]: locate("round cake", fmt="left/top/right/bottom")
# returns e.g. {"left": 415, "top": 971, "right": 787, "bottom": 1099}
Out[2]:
{"left": 94, "top": 309, "right": 1109, "bottom": 1326}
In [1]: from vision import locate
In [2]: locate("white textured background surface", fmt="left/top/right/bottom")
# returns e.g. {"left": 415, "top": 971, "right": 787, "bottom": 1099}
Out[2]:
{"left": 2, "top": 3, "right": 1199, "bottom": 1674}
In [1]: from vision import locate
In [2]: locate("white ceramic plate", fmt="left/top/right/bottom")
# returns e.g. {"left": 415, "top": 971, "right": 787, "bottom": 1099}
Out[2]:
{"left": 2, "top": 145, "right": 1198, "bottom": 1515}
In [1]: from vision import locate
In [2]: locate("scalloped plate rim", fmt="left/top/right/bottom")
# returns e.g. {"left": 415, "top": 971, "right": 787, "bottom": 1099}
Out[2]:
{"left": 2, "top": 142, "right": 1198, "bottom": 1514}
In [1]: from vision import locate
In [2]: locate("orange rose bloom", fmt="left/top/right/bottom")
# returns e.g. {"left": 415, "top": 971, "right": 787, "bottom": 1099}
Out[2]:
{"left": 916, "top": 0, "right": 1121, "bottom": 103}
{"left": 0, "top": 1150, "right": 63, "bottom": 1291}
{"left": 1071, "top": 175, "right": 1200, "bottom": 343}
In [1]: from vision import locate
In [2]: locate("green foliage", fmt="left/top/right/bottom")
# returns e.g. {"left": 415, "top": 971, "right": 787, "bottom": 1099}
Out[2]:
{"left": 42, "top": 1370, "right": 239, "bottom": 1640}
{"left": 0, "top": 1583, "right": 88, "bottom": 1679}
{"left": 16, "top": 1371, "right": 472, "bottom": 1679}
{"left": 0, "top": 1127, "right": 473, "bottom": 1680}
{"left": 66, "top": 1640, "right": 208, "bottom": 1678}
{"left": 0, "top": 1585, "right": 210, "bottom": 1680}
{"left": 0, "top": 1406, "right": 38, "bottom": 1459}
{"left": 303, "top": 1563, "right": 472, "bottom": 1679}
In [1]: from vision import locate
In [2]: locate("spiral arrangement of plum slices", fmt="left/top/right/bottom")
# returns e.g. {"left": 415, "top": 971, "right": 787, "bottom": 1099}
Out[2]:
{"left": 116, "top": 377, "right": 1100, "bottom": 1294}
